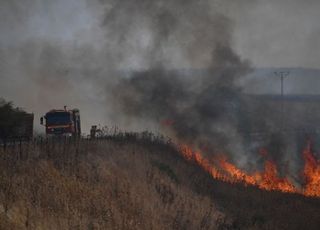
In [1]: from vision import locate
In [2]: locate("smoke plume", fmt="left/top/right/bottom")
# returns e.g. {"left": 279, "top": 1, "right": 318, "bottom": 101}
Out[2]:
{"left": 0, "top": 0, "right": 253, "bottom": 166}
{"left": 101, "top": 0, "right": 252, "bottom": 160}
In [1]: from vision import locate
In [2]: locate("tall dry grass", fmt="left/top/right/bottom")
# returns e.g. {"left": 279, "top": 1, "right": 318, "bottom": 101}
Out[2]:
{"left": 0, "top": 132, "right": 319, "bottom": 229}
{"left": 0, "top": 134, "right": 225, "bottom": 229}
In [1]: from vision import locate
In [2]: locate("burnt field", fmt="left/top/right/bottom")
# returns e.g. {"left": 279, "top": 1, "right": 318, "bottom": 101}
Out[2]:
{"left": 0, "top": 133, "right": 319, "bottom": 230}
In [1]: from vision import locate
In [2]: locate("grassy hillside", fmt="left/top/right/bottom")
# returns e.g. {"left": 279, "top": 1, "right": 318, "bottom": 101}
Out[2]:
{"left": 0, "top": 134, "right": 320, "bottom": 230}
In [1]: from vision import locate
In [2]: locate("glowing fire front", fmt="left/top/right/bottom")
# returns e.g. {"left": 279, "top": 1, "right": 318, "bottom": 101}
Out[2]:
{"left": 180, "top": 142, "right": 320, "bottom": 197}
{"left": 303, "top": 142, "right": 320, "bottom": 197}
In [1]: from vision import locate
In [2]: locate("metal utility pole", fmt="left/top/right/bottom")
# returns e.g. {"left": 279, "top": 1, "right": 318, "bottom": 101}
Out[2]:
{"left": 274, "top": 71, "right": 290, "bottom": 132}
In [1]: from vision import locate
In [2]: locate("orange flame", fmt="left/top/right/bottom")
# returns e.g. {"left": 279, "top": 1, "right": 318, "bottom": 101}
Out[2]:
{"left": 180, "top": 142, "right": 320, "bottom": 197}
{"left": 258, "top": 160, "right": 296, "bottom": 193}
{"left": 302, "top": 141, "right": 320, "bottom": 197}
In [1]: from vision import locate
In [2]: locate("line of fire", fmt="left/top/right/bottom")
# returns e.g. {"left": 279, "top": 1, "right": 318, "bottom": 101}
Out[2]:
{"left": 169, "top": 93, "right": 320, "bottom": 197}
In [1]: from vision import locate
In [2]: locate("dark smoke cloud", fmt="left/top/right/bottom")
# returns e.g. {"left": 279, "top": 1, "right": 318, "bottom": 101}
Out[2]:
{"left": 102, "top": 0, "right": 251, "bottom": 159}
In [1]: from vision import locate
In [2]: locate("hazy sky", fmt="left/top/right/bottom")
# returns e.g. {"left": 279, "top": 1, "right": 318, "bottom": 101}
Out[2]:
{"left": 0, "top": 0, "right": 319, "bottom": 68}
{"left": 228, "top": 0, "right": 320, "bottom": 68}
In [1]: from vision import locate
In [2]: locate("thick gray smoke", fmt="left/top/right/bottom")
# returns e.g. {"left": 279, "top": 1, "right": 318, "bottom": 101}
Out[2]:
{"left": 0, "top": 0, "right": 240, "bottom": 132}
{"left": 112, "top": 48, "right": 250, "bottom": 158}
{"left": 92, "top": 0, "right": 251, "bottom": 159}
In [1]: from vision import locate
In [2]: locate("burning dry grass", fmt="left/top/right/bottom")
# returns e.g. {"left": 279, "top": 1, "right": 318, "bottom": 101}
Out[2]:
{"left": 303, "top": 142, "right": 320, "bottom": 197}
{"left": 180, "top": 141, "right": 320, "bottom": 197}
{"left": 0, "top": 134, "right": 319, "bottom": 229}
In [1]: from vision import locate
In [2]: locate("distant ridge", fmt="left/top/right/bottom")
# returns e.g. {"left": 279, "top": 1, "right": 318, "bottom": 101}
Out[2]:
{"left": 245, "top": 93, "right": 320, "bottom": 102}
{"left": 241, "top": 67, "right": 320, "bottom": 95}
{"left": 119, "top": 67, "right": 320, "bottom": 95}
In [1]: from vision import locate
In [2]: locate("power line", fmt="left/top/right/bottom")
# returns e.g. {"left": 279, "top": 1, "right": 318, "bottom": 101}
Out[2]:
{"left": 274, "top": 71, "right": 290, "bottom": 132}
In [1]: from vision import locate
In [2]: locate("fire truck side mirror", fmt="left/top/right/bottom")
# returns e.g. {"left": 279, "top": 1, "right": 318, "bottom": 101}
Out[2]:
{"left": 40, "top": 117, "right": 44, "bottom": 125}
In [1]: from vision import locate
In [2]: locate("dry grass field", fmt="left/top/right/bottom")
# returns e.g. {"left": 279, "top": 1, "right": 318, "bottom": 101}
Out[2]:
{"left": 0, "top": 133, "right": 319, "bottom": 230}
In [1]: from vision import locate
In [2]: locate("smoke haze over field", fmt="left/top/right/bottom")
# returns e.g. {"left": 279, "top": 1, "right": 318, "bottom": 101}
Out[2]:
{"left": 0, "top": 0, "right": 320, "bottom": 169}
{"left": 0, "top": 0, "right": 243, "bottom": 133}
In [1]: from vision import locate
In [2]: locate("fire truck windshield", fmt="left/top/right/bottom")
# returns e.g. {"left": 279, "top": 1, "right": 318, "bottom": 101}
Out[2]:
{"left": 46, "top": 112, "right": 71, "bottom": 125}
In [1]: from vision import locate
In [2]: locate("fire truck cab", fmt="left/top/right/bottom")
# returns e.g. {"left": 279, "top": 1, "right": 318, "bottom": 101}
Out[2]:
{"left": 40, "top": 106, "right": 81, "bottom": 137}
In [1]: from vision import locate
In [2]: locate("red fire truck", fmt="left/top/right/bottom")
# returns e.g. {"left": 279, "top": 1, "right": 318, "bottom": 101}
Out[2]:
{"left": 40, "top": 106, "right": 81, "bottom": 137}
